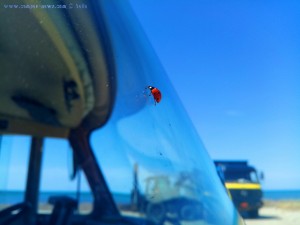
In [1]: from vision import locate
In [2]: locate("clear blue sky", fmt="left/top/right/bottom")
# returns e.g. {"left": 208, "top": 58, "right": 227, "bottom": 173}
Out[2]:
{"left": 129, "top": 0, "right": 300, "bottom": 190}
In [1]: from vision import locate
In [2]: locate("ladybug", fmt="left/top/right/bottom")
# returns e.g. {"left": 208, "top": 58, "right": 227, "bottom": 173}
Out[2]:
{"left": 147, "top": 86, "right": 162, "bottom": 104}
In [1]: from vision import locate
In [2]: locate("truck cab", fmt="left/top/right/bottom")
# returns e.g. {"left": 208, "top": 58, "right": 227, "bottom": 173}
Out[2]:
{"left": 214, "top": 161, "right": 263, "bottom": 218}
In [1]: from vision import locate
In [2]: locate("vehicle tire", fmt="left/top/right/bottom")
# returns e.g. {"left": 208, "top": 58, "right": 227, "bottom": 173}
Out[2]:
{"left": 179, "top": 203, "right": 202, "bottom": 220}
{"left": 146, "top": 203, "right": 166, "bottom": 224}
{"left": 248, "top": 209, "right": 259, "bottom": 218}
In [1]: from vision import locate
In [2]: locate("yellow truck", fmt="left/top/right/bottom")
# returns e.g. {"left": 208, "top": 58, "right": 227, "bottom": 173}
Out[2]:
{"left": 214, "top": 161, "right": 263, "bottom": 218}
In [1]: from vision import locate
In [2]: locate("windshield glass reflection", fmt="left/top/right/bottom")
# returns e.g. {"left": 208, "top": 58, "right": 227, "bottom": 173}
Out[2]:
{"left": 91, "top": 1, "right": 237, "bottom": 224}
{"left": 225, "top": 170, "right": 259, "bottom": 183}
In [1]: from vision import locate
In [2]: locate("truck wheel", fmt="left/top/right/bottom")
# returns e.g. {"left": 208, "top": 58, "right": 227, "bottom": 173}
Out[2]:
{"left": 179, "top": 203, "right": 202, "bottom": 220}
{"left": 146, "top": 203, "right": 166, "bottom": 224}
{"left": 248, "top": 209, "right": 259, "bottom": 218}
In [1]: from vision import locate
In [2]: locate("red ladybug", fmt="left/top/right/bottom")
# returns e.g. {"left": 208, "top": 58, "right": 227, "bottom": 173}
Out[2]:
{"left": 147, "top": 86, "right": 162, "bottom": 104}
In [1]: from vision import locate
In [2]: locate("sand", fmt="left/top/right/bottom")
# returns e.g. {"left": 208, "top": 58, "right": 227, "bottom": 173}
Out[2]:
{"left": 2, "top": 200, "right": 300, "bottom": 224}
{"left": 244, "top": 200, "right": 300, "bottom": 225}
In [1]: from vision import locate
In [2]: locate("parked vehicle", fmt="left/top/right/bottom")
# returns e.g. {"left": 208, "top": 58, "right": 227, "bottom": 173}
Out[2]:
{"left": 214, "top": 161, "right": 263, "bottom": 218}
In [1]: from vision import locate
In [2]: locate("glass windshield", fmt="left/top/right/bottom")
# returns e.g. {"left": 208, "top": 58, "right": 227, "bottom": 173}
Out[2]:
{"left": 0, "top": 135, "right": 92, "bottom": 215}
{"left": 0, "top": 135, "right": 30, "bottom": 210}
{"left": 90, "top": 1, "right": 238, "bottom": 224}
{"left": 224, "top": 170, "right": 259, "bottom": 183}
{"left": 39, "top": 138, "right": 92, "bottom": 215}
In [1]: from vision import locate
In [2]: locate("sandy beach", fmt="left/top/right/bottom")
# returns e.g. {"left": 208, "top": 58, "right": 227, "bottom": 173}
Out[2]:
{"left": 245, "top": 200, "right": 300, "bottom": 225}
{"left": 2, "top": 200, "right": 300, "bottom": 224}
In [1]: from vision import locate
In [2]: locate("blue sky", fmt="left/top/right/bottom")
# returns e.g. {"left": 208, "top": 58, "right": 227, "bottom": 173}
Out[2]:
{"left": 129, "top": 0, "right": 300, "bottom": 190}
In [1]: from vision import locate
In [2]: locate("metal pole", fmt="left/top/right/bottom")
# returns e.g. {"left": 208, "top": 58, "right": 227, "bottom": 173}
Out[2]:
{"left": 0, "top": 135, "right": 2, "bottom": 157}
{"left": 24, "top": 137, "right": 44, "bottom": 225}
{"left": 75, "top": 168, "right": 81, "bottom": 213}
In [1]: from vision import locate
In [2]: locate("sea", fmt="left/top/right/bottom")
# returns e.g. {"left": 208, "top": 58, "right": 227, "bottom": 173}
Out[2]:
{"left": 1, "top": 190, "right": 300, "bottom": 204}
{"left": 0, "top": 191, "right": 130, "bottom": 204}
{"left": 263, "top": 190, "right": 300, "bottom": 200}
